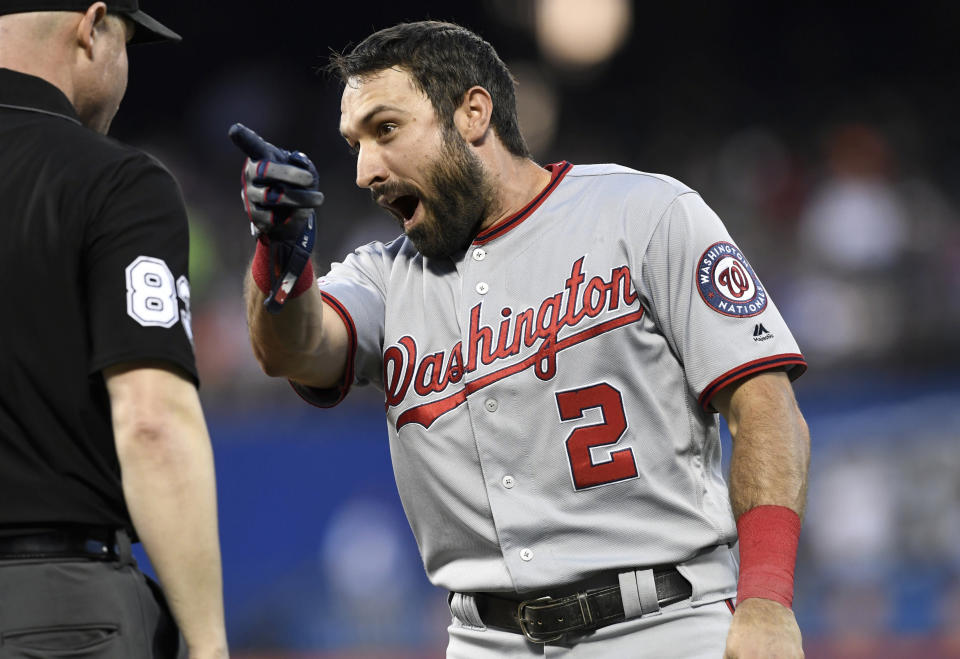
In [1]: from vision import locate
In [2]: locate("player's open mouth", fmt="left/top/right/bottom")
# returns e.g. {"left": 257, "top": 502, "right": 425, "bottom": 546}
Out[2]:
{"left": 381, "top": 193, "right": 422, "bottom": 228}
{"left": 394, "top": 195, "right": 420, "bottom": 224}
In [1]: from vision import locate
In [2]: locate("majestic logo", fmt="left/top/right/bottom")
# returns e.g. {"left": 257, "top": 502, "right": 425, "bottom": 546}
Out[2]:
{"left": 753, "top": 323, "right": 773, "bottom": 342}
{"left": 696, "top": 241, "right": 767, "bottom": 318}
{"left": 384, "top": 257, "right": 643, "bottom": 429}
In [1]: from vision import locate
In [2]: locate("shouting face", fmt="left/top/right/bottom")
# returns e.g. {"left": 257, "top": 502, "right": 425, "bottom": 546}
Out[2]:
{"left": 340, "top": 67, "right": 495, "bottom": 258}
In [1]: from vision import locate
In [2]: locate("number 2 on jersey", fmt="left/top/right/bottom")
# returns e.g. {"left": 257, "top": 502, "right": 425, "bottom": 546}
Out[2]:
{"left": 556, "top": 383, "right": 638, "bottom": 490}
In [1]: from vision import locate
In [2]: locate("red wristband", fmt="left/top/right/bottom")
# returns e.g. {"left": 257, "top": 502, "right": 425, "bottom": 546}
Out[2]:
{"left": 251, "top": 241, "right": 315, "bottom": 300}
{"left": 735, "top": 505, "right": 801, "bottom": 608}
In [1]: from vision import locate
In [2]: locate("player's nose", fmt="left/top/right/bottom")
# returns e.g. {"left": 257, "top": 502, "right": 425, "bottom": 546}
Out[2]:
{"left": 355, "top": 144, "right": 388, "bottom": 189}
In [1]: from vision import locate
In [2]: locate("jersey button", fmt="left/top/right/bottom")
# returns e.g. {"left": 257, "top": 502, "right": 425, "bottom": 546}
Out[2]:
{"left": 472, "top": 247, "right": 486, "bottom": 261}
{"left": 484, "top": 399, "right": 498, "bottom": 412}
{"left": 520, "top": 548, "right": 534, "bottom": 562}
{"left": 502, "top": 475, "right": 515, "bottom": 489}
{"left": 476, "top": 282, "right": 489, "bottom": 295}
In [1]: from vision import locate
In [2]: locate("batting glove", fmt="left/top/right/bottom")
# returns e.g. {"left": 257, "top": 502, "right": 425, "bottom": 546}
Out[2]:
{"left": 228, "top": 123, "right": 325, "bottom": 313}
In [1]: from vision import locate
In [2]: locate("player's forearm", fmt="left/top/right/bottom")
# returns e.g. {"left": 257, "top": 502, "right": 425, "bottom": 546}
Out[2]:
{"left": 722, "top": 372, "right": 810, "bottom": 519}
{"left": 244, "top": 268, "right": 346, "bottom": 388}
{"left": 108, "top": 368, "right": 228, "bottom": 658}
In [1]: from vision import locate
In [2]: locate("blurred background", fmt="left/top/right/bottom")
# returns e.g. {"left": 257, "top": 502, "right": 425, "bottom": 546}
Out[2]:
{"left": 115, "top": 1, "right": 960, "bottom": 656}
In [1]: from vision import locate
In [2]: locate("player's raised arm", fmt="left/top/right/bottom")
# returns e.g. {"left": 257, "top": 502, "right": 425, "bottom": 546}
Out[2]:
{"left": 229, "top": 123, "right": 350, "bottom": 388}
{"left": 712, "top": 370, "right": 810, "bottom": 659}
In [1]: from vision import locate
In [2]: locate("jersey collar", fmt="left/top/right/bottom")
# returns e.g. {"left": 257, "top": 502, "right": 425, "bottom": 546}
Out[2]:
{"left": 472, "top": 161, "right": 572, "bottom": 245}
{"left": 0, "top": 68, "right": 82, "bottom": 126}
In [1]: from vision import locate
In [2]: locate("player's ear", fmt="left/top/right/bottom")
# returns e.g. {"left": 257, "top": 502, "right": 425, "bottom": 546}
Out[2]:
{"left": 76, "top": 2, "right": 108, "bottom": 57}
{"left": 454, "top": 86, "right": 493, "bottom": 145}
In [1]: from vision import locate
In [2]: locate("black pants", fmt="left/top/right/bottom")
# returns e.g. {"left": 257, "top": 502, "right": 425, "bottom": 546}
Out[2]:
{"left": 0, "top": 531, "right": 184, "bottom": 658}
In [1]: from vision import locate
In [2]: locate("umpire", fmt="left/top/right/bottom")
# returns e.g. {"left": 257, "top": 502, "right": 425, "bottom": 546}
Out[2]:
{"left": 0, "top": 2, "right": 228, "bottom": 658}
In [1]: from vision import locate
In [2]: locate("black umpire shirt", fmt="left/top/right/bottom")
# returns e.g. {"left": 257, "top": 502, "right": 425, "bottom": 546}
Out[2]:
{"left": 0, "top": 68, "right": 198, "bottom": 534}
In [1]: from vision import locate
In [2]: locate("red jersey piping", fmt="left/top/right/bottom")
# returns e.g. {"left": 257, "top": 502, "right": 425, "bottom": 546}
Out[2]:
{"left": 289, "top": 290, "right": 358, "bottom": 408}
{"left": 473, "top": 161, "right": 572, "bottom": 245}
{"left": 698, "top": 354, "right": 807, "bottom": 411}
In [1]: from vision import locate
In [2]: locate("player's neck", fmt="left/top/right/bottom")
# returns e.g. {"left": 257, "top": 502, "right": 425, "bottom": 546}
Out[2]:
{"left": 479, "top": 156, "right": 553, "bottom": 232}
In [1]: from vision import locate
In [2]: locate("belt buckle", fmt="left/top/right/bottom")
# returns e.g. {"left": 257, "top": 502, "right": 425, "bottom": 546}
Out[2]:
{"left": 517, "top": 596, "right": 564, "bottom": 644}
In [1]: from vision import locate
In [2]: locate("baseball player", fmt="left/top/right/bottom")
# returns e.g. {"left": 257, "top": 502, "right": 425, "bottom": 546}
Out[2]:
{"left": 0, "top": 2, "right": 227, "bottom": 657}
{"left": 231, "top": 21, "right": 810, "bottom": 658}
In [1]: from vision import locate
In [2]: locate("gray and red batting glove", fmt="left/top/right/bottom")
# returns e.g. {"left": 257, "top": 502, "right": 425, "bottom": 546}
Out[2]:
{"left": 228, "top": 123, "right": 325, "bottom": 313}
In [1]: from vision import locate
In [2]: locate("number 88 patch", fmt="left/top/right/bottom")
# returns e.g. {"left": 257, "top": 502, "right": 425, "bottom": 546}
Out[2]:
{"left": 696, "top": 241, "right": 767, "bottom": 318}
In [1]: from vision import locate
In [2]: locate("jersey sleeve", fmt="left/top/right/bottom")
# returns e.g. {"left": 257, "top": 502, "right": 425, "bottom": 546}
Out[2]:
{"left": 637, "top": 191, "right": 806, "bottom": 410}
{"left": 290, "top": 240, "right": 392, "bottom": 407}
{"left": 83, "top": 152, "right": 197, "bottom": 384}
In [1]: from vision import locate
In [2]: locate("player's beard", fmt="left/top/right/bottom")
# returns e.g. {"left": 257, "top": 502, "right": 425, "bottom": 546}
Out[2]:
{"left": 374, "top": 129, "right": 496, "bottom": 259}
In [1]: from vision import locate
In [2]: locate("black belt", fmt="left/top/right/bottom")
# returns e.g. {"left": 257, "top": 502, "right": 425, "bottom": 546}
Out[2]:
{"left": 0, "top": 529, "right": 118, "bottom": 561}
{"left": 471, "top": 568, "right": 692, "bottom": 643}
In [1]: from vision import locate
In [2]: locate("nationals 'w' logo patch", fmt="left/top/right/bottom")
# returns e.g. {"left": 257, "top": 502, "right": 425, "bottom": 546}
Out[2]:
{"left": 696, "top": 241, "right": 767, "bottom": 317}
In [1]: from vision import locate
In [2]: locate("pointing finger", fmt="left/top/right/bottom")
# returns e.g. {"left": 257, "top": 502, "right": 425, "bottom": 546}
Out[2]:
{"left": 229, "top": 123, "right": 282, "bottom": 161}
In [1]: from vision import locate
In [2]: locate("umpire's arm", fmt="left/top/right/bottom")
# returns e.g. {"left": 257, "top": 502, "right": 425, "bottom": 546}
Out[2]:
{"left": 104, "top": 362, "right": 228, "bottom": 659}
{"left": 713, "top": 369, "right": 809, "bottom": 659}
{"left": 244, "top": 269, "right": 350, "bottom": 388}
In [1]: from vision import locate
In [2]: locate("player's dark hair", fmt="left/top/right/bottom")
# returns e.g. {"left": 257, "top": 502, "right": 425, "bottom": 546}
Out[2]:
{"left": 328, "top": 21, "right": 530, "bottom": 158}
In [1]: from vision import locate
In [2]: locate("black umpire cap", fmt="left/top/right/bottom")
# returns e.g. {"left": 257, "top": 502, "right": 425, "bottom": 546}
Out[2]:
{"left": 0, "top": 0, "right": 180, "bottom": 44}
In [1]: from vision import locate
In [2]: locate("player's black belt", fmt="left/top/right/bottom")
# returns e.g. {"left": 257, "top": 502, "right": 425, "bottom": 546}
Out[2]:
{"left": 0, "top": 529, "right": 119, "bottom": 561}
{"left": 470, "top": 567, "right": 692, "bottom": 643}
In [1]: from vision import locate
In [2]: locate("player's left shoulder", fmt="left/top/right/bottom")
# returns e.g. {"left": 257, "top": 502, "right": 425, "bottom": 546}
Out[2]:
{"left": 565, "top": 162, "right": 696, "bottom": 202}
{"left": 557, "top": 163, "right": 701, "bottom": 233}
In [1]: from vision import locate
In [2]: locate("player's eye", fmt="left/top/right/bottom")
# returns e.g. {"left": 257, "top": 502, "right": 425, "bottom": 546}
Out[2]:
{"left": 377, "top": 123, "right": 398, "bottom": 139}
{"left": 347, "top": 142, "right": 360, "bottom": 157}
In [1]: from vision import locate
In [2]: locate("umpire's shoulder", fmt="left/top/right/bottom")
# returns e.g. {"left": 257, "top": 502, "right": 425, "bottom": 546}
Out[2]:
{"left": 44, "top": 119, "right": 176, "bottom": 187}
{"left": 73, "top": 127, "right": 184, "bottom": 211}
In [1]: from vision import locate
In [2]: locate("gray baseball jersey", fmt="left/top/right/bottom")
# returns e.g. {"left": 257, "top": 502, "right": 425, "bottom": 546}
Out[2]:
{"left": 297, "top": 162, "right": 806, "bottom": 595}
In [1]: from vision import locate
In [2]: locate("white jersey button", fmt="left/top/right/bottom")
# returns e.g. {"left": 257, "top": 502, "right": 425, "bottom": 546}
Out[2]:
{"left": 472, "top": 248, "right": 486, "bottom": 261}
{"left": 502, "top": 475, "right": 515, "bottom": 489}
{"left": 484, "top": 398, "right": 498, "bottom": 412}
{"left": 476, "top": 282, "right": 489, "bottom": 294}
{"left": 519, "top": 548, "right": 533, "bottom": 561}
